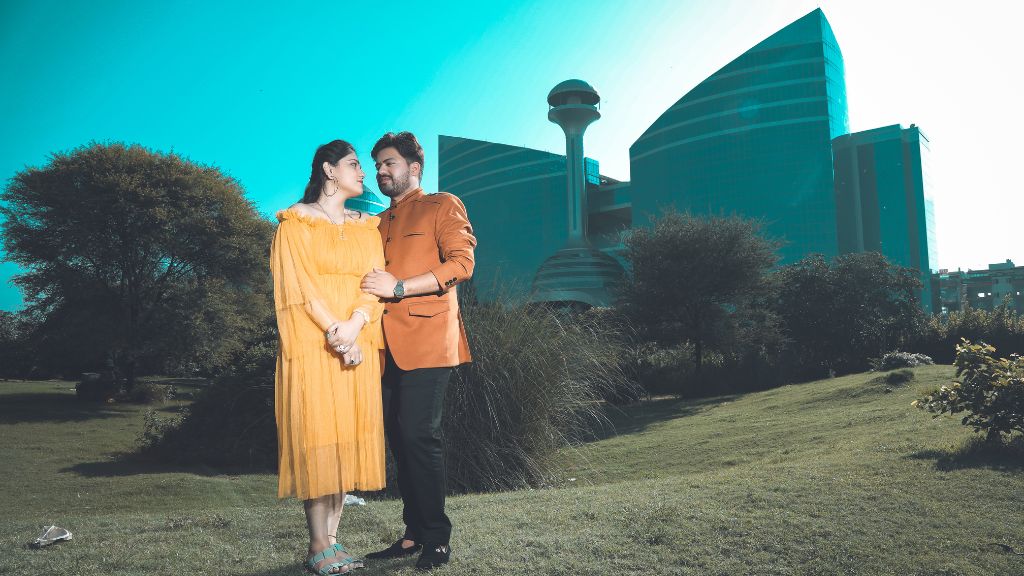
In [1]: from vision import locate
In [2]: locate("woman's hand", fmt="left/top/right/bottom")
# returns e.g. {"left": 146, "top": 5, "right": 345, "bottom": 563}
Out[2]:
{"left": 326, "top": 316, "right": 363, "bottom": 351}
{"left": 341, "top": 343, "right": 363, "bottom": 367}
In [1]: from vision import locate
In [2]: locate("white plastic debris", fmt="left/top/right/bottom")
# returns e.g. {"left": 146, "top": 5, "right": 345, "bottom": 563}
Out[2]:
{"left": 31, "top": 525, "right": 73, "bottom": 548}
{"left": 344, "top": 494, "right": 366, "bottom": 506}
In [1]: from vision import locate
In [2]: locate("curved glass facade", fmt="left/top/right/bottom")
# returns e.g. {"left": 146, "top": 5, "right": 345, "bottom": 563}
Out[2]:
{"left": 345, "top": 184, "right": 387, "bottom": 215}
{"left": 630, "top": 8, "right": 849, "bottom": 264}
{"left": 437, "top": 9, "right": 934, "bottom": 310}
{"left": 438, "top": 136, "right": 628, "bottom": 302}
{"left": 439, "top": 135, "right": 570, "bottom": 299}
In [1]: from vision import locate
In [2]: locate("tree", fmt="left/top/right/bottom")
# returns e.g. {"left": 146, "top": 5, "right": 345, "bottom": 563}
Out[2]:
{"left": 1, "top": 143, "right": 273, "bottom": 387}
{"left": 618, "top": 211, "right": 779, "bottom": 375}
{"left": 775, "top": 252, "right": 924, "bottom": 378}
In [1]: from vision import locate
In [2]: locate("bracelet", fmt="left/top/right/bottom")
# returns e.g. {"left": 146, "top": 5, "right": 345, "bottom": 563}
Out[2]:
{"left": 353, "top": 309, "right": 371, "bottom": 325}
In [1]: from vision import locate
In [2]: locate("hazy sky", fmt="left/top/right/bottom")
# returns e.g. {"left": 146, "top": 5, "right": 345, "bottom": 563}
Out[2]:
{"left": 2, "top": 0, "right": 1022, "bottom": 311}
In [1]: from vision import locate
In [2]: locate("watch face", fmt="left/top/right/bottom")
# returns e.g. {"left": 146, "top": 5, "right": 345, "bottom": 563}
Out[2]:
{"left": 394, "top": 281, "right": 405, "bottom": 298}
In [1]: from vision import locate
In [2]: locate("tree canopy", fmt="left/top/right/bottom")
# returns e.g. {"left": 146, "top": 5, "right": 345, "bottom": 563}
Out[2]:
{"left": 618, "top": 211, "right": 779, "bottom": 374}
{"left": 775, "top": 252, "right": 924, "bottom": 378}
{"left": 1, "top": 143, "right": 273, "bottom": 384}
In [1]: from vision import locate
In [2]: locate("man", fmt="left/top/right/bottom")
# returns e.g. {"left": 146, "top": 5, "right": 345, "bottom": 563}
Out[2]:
{"left": 359, "top": 131, "right": 475, "bottom": 571}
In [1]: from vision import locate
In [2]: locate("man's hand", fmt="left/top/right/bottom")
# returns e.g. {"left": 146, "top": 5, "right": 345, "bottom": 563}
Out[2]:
{"left": 341, "top": 342, "right": 363, "bottom": 367}
{"left": 361, "top": 268, "right": 399, "bottom": 298}
{"left": 327, "top": 318, "right": 362, "bottom": 351}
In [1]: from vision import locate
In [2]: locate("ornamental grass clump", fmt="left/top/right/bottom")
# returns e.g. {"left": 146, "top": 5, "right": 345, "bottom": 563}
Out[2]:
{"left": 914, "top": 339, "right": 1024, "bottom": 445}
{"left": 143, "top": 299, "right": 633, "bottom": 493}
{"left": 444, "top": 298, "right": 633, "bottom": 492}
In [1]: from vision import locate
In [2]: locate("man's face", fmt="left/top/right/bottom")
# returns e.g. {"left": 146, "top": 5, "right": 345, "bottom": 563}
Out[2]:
{"left": 375, "top": 147, "right": 417, "bottom": 198}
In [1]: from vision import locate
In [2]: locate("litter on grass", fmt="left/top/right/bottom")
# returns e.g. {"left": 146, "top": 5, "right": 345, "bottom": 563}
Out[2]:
{"left": 31, "top": 525, "right": 73, "bottom": 548}
{"left": 344, "top": 494, "right": 366, "bottom": 506}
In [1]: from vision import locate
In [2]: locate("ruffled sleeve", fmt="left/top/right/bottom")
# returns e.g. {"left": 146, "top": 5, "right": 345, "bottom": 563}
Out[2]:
{"left": 271, "top": 216, "right": 339, "bottom": 357}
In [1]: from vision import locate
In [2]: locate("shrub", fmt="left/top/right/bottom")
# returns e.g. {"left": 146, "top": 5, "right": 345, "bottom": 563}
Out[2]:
{"left": 775, "top": 252, "right": 924, "bottom": 380}
{"left": 915, "top": 304, "right": 1024, "bottom": 364}
{"left": 139, "top": 409, "right": 183, "bottom": 450}
{"left": 75, "top": 372, "right": 121, "bottom": 402}
{"left": 914, "top": 339, "right": 1024, "bottom": 444}
{"left": 125, "top": 381, "right": 172, "bottom": 404}
{"left": 142, "top": 319, "right": 278, "bottom": 469}
{"left": 635, "top": 344, "right": 693, "bottom": 396}
{"left": 870, "top": 351, "right": 934, "bottom": 371}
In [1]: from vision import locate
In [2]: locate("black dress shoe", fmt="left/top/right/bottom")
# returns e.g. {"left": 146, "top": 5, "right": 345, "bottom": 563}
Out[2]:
{"left": 365, "top": 539, "right": 422, "bottom": 559}
{"left": 415, "top": 543, "right": 450, "bottom": 571}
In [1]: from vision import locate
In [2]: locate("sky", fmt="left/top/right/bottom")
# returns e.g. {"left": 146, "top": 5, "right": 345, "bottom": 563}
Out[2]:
{"left": 2, "top": 0, "right": 1022, "bottom": 311}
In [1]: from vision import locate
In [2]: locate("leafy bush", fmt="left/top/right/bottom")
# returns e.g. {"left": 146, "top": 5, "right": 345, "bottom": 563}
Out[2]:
{"left": 775, "top": 252, "right": 924, "bottom": 380}
{"left": 139, "top": 409, "right": 183, "bottom": 450}
{"left": 635, "top": 343, "right": 694, "bottom": 396}
{"left": 142, "top": 319, "right": 278, "bottom": 469}
{"left": 75, "top": 372, "right": 121, "bottom": 402}
{"left": 915, "top": 304, "right": 1024, "bottom": 364}
{"left": 125, "top": 381, "right": 172, "bottom": 404}
{"left": 870, "top": 351, "right": 934, "bottom": 371}
{"left": 914, "top": 340, "right": 1024, "bottom": 444}
{"left": 445, "top": 299, "right": 635, "bottom": 492}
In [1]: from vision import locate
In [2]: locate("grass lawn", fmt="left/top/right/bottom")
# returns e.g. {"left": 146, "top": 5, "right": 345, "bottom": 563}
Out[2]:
{"left": 1, "top": 365, "right": 1023, "bottom": 575}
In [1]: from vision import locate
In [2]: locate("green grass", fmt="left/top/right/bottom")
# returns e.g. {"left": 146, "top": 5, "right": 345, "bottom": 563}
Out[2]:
{"left": 2, "top": 366, "right": 1023, "bottom": 575}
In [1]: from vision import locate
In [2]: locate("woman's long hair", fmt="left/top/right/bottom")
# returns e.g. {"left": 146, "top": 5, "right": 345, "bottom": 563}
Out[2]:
{"left": 301, "top": 140, "right": 356, "bottom": 203}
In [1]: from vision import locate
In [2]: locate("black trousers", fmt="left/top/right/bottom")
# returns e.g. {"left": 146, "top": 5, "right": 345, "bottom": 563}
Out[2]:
{"left": 381, "top": 350, "right": 452, "bottom": 545}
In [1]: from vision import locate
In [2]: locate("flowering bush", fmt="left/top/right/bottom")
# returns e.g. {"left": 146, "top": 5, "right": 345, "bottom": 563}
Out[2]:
{"left": 871, "top": 351, "right": 934, "bottom": 371}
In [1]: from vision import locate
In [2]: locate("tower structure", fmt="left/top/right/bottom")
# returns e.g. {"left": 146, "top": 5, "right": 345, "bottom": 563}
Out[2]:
{"left": 530, "top": 80, "right": 623, "bottom": 307}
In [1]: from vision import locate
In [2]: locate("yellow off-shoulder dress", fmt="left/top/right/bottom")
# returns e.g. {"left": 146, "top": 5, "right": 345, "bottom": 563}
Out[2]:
{"left": 270, "top": 208, "right": 386, "bottom": 500}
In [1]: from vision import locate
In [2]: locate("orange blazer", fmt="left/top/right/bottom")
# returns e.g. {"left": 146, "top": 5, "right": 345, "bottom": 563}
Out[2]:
{"left": 378, "top": 188, "right": 476, "bottom": 370}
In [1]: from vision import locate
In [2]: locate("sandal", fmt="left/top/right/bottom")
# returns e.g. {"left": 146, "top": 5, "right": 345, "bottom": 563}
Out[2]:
{"left": 330, "top": 542, "right": 364, "bottom": 573}
{"left": 305, "top": 544, "right": 364, "bottom": 575}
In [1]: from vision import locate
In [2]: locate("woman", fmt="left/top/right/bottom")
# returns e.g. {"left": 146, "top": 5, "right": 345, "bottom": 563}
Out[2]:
{"left": 270, "top": 140, "right": 385, "bottom": 575}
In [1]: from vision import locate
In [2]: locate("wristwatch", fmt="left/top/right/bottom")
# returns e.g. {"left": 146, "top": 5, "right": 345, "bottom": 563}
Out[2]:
{"left": 393, "top": 279, "right": 405, "bottom": 299}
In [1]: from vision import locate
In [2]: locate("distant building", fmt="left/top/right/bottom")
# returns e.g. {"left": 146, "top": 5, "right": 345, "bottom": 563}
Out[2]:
{"left": 630, "top": 8, "right": 849, "bottom": 265}
{"left": 932, "top": 260, "right": 1024, "bottom": 313}
{"left": 345, "top": 184, "right": 387, "bottom": 215}
{"left": 437, "top": 8, "right": 936, "bottom": 309}
{"left": 437, "top": 135, "right": 628, "bottom": 301}
{"left": 833, "top": 124, "right": 937, "bottom": 309}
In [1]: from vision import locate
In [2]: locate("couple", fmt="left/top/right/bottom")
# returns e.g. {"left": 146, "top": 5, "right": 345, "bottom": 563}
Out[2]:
{"left": 269, "top": 131, "right": 476, "bottom": 574}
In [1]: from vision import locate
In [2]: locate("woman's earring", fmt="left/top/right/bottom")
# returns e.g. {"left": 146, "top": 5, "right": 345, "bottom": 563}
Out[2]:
{"left": 324, "top": 177, "right": 338, "bottom": 197}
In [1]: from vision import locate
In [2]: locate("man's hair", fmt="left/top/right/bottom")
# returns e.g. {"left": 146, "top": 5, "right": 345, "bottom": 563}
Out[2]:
{"left": 371, "top": 131, "right": 425, "bottom": 175}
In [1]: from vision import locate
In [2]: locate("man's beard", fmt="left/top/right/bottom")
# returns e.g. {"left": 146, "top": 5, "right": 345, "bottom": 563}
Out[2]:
{"left": 378, "top": 172, "right": 411, "bottom": 197}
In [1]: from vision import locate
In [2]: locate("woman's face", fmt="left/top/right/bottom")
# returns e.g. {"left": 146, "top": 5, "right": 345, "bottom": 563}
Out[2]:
{"left": 325, "top": 152, "right": 365, "bottom": 199}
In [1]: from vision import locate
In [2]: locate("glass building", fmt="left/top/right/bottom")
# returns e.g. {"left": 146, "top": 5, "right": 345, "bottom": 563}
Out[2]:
{"left": 438, "top": 135, "right": 628, "bottom": 301}
{"left": 437, "top": 8, "right": 936, "bottom": 310}
{"left": 629, "top": 8, "right": 849, "bottom": 264}
{"left": 345, "top": 184, "right": 387, "bottom": 215}
{"left": 833, "top": 124, "right": 937, "bottom": 310}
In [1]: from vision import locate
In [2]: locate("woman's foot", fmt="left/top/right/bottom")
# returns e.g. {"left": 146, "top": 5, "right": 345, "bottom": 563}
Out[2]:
{"left": 306, "top": 541, "right": 364, "bottom": 575}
